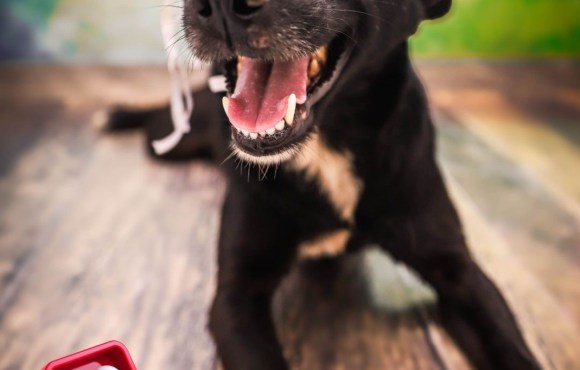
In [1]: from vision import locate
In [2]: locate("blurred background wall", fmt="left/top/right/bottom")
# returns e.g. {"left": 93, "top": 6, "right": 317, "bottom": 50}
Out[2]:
{"left": 1, "top": 0, "right": 579, "bottom": 63}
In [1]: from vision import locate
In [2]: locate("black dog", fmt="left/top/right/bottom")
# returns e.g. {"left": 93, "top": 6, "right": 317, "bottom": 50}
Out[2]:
{"left": 107, "top": 0, "right": 541, "bottom": 369}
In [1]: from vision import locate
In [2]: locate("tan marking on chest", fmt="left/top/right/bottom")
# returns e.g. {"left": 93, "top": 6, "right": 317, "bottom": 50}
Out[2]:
{"left": 298, "top": 229, "right": 351, "bottom": 259}
{"left": 288, "top": 133, "right": 363, "bottom": 221}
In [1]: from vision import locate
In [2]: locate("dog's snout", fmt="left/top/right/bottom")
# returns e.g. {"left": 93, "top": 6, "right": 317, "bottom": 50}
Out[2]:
{"left": 186, "top": 0, "right": 336, "bottom": 61}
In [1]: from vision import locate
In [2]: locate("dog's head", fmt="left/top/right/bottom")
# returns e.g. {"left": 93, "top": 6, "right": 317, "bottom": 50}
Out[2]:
{"left": 183, "top": 0, "right": 451, "bottom": 164}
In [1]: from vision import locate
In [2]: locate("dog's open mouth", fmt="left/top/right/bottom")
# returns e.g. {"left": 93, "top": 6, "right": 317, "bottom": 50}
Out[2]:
{"left": 221, "top": 34, "right": 350, "bottom": 163}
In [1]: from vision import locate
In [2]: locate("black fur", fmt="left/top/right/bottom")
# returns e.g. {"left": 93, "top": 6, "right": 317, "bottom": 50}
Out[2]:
{"left": 107, "top": 0, "right": 541, "bottom": 369}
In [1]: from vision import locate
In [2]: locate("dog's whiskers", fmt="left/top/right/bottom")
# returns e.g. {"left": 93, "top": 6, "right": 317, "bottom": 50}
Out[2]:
{"left": 221, "top": 150, "right": 238, "bottom": 166}
{"left": 166, "top": 33, "right": 186, "bottom": 54}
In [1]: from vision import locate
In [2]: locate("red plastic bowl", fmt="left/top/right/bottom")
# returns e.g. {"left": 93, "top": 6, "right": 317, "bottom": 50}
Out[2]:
{"left": 42, "top": 340, "right": 137, "bottom": 370}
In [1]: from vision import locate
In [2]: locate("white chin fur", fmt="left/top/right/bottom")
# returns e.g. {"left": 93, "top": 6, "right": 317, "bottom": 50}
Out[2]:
{"left": 232, "top": 145, "right": 298, "bottom": 165}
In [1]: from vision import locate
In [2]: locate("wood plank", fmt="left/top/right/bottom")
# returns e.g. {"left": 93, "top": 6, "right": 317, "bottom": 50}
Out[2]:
{"left": 444, "top": 175, "right": 580, "bottom": 370}
{"left": 0, "top": 65, "right": 191, "bottom": 109}
{"left": 1, "top": 63, "right": 578, "bottom": 370}
{"left": 435, "top": 113, "right": 580, "bottom": 322}
{"left": 440, "top": 95, "right": 580, "bottom": 218}
{"left": 420, "top": 62, "right": 580, "bottom": 216}
{"left": 0, "top": 105, "right": 224, "bottom": 369}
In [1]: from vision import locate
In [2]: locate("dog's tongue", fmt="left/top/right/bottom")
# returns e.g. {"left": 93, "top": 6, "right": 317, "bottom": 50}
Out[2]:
{"left": 226, "top": 57, "right": 309, "bottom": 132}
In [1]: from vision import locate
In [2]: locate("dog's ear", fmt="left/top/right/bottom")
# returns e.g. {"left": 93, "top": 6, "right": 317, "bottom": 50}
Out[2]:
{"left": 422, "top": 0, "right": 452, "bottom": 19}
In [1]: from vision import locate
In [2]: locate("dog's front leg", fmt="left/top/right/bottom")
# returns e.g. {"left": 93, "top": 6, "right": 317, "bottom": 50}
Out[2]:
{"left": 374, "top": 172, "right": 541, "bottom": 370}
{"left": 209, "top": 187, "right": 296, "bottom": 370}
{"left": 401, "top": 248, "right": 541, "bottom": 370}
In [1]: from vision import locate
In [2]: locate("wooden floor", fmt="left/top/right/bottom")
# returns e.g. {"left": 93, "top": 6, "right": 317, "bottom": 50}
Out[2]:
{"left": 0, "top": 62, "right": 578, "bottom": 370}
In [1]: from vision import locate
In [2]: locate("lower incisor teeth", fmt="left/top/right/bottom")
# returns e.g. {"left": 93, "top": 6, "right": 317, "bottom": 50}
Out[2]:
{"left": 250, "top": 132, "right": 258, "bottom": 139}
{"left": 275, "top": 121, "right": 285, "bottom": 131}
{"left": 266, "top": 127, "right": 276, "bottom": 135}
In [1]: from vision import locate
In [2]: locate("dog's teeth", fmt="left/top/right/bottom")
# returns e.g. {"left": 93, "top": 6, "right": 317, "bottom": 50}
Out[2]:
{"left": 259, "top": 131, "right": 267, "bottom": 137}
{"left": 275, "top": 120, "right": 285, "bottom": 131}
{"left": 313, "top": 46, "right": 328, "bottom": 63}
{"left": 222, "top": 97, "right": 230, "bottom": 113}
{"left": 308, "top": 59, "right": 321, "bottom": 79}
{"left": 284, "top": 94, "right": 296, "bottom": 125}
{"left": 266, "top": 127, "right": 276, "bottom": 135}
{"left": 241, "top": 129, "right": 250, "bottom": 136}
{"left": 250, "top": 132, "right": 258, "bottom": 139}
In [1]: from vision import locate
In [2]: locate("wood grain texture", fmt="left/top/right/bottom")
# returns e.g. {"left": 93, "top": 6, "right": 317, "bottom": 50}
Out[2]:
{"left": 0, "top": 62, "right": 578, "bottom": 370}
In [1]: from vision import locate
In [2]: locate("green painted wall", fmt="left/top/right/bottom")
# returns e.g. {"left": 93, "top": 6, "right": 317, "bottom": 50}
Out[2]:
{"left": 411, "top": 0, "right": 580, "bottom": 58}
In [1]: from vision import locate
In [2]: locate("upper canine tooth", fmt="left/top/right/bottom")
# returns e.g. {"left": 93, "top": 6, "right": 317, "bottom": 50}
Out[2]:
{"left": 222, "top": 97, "right": 230, "bottom": 113}
{"left": 313, "top": 46, "right": 328, "bottom": 63}
{"left": 284, "top": 94, "right": 296, "bottom": 125}
{"left": 275, "top": 120, "right": 285, "bottom": 131}
{"left": 308, "top": 59, "right": 321, "bottom": 79}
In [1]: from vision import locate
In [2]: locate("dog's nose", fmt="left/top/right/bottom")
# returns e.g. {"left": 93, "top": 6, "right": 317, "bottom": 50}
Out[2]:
{"left": 232, "top": 0, "right": 267, "bottom": 19}
{"left": 197, "top": 0, "right": 266, "bottom": 22}
{"left": 196, "top": 0, "right": 270, "bottom": 50}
